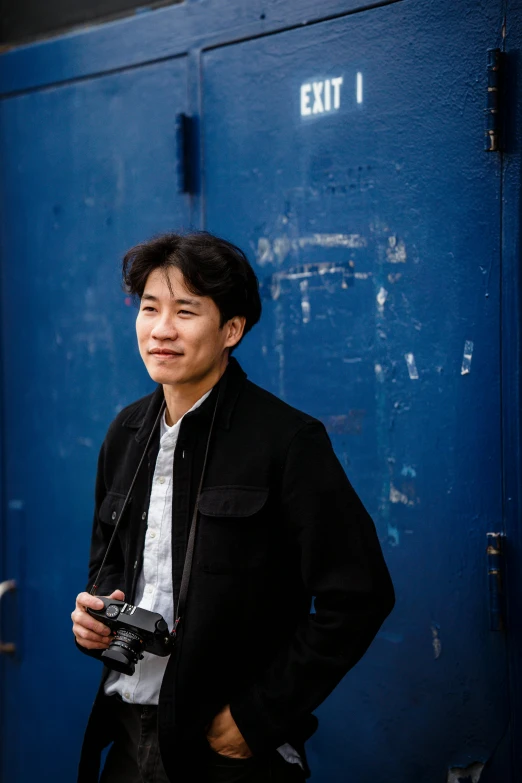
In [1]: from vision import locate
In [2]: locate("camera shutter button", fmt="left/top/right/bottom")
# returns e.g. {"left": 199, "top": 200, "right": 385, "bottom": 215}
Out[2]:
{"left": 155, "top": 619, "right": 168, "bottom": 633}
{"left": 106, "top": 605, "right": 120, "bottom": 619}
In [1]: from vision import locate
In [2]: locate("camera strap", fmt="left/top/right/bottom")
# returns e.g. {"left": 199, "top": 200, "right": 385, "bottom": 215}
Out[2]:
{"left": 90, "top": 398, "right": 167, "bottom": 596}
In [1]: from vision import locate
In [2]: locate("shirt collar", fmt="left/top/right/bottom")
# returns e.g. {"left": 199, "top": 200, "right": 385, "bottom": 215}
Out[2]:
{"left": 123, "top": 356, "right": 247, "bottom": 443}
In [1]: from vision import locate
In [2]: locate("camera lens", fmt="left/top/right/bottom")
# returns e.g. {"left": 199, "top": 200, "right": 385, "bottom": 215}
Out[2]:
{"left": 101, "top": 629, "right": 144, "bottom": 676}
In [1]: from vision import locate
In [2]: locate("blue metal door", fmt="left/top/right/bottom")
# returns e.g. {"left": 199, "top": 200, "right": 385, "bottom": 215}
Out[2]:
{"left": 0, "top": 58, "right": 190, "bottom": 782}
{"left": 202, "top": 2, "right": 510, "bottom": 781}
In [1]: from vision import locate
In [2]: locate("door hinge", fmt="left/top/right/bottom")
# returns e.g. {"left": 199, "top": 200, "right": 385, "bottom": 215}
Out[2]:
{"left": 484, "top": 48, "right": 502, "bottom": 152}
{"left": 176, "top": 113, "right": 199, "bottom": 194}
{"left": 487, "top": 532, "right": 505, "bottom": 630}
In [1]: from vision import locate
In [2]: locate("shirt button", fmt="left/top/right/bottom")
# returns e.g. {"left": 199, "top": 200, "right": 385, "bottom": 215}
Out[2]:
{"left": 157, "top": 476, "right": 166, "bottom": 484}
{"left": 146, "top": 585, "right": 153, "bottom": 594}
{"left": 111, "top": 511, "right": 117, "bottom": 520}
{"left": 142, "top": 512, "right": 147, "bottom": 520}
{"left": 124, "top": 692, "right": 131, "bottom": 700}
{"left": 149, "top": 530, "right": 156, "bottom": 539}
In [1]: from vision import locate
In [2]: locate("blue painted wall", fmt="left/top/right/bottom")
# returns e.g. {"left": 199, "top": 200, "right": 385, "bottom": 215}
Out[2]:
{"left": 0, "top": 1, "right": 520, "bottom": 781}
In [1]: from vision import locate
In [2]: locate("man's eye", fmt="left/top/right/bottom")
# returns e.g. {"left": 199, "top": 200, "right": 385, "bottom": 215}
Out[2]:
{"left": 179, "top": 310, "right": 194, "bottom": 316}
{"left": 142, "top": 306, "right": 156, "bottom": 312}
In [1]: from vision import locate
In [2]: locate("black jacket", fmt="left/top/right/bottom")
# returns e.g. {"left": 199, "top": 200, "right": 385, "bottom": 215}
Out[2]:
{"left": 77, "top": 358, "right": 394, "bottom": 782}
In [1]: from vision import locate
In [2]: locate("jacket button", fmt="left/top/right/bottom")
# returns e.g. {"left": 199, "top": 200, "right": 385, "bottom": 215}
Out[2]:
{"left": 142, "top": 512, "right": 147, "bottom": 520}
{"left": 111, "top": 511, "right": 117, "bottom": 520}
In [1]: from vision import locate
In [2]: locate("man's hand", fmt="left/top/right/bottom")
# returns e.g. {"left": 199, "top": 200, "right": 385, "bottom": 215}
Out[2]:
{"left": 71, "top": 590, "right": 125, "bottom": 650}
{"left": 206, "top": 705, "right": 252, "bottom": 759}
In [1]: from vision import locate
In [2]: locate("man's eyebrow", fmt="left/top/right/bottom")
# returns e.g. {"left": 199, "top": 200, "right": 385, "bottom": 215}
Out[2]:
{"left": 175, "top": 298, "right": 202, "bottom": 307}
{"left": 141, "top": 292, "right": 201, "bottom": 307}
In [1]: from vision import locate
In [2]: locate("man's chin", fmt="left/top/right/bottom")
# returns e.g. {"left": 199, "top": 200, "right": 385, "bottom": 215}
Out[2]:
{"left": 146, "top": 366, "right": 185, "bottom": 385}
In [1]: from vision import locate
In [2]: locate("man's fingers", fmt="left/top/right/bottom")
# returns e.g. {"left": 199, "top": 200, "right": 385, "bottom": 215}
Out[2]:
{"left": 76, "top": 591, "right": 104, "bottom": 611}
{"left": 73, "top": 625, "right": 111, "bottom": 648}
{"left": 108, "top": 590, "right": 125, "bottom": 601}
{"left": 71, "top": 608, "right": 111, "bottom": 636}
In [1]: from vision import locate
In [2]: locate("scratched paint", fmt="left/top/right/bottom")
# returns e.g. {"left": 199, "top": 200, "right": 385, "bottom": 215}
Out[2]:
{"left": 389, "top": 483, "right": 416, "bottom": 507}
{"left": 431, "top": 623, "right": 442, "bottom": 659}
{"left": 404, "top": 352, "right": 419, "bottom": 380}
{"left": 386, "top": 235, "right": 407, "bottom": 263}
{"left": 300, "top": 279, "right": 311, "bottom": 323}
{"left": 259, "top": 261, "right": 372, "bottom": 301}
{"left": 461, "top": 340, "right": 474, "bottom": 375}
{"left": 376, "top": 286, "right": 388, "bottom": 313}
{"left": 256, "top": 233, "right": 367, "bottom": 265}
{"left": 374, "top": 363, "right": 385, "bottom": 383}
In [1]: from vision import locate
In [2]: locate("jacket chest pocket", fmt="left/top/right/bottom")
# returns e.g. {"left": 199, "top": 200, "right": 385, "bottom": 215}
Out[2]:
{"left": 99, "top": 491, "right": 129, "bottom": 527}
{"left": 197, "top": 486, "right": 269, "bottom": 572}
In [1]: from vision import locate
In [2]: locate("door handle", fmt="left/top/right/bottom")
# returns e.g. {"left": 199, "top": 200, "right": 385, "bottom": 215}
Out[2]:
{"left": 0, "top": 579, "right": 16, "bottom": 653}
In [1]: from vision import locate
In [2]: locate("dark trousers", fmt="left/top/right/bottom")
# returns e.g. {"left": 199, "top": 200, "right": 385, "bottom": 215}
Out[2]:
{"left": 99, "top": 697, "right": 306, "bottom": 783}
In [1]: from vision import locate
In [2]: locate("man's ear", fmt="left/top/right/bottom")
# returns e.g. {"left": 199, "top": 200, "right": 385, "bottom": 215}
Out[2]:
{"left": 224, "top": 316, "right": 247, "bottom": 349}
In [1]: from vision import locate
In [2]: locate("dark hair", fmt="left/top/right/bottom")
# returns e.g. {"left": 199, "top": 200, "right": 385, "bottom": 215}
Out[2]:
{"left": 122, "top": 231, "right": 262, "bottom": 347}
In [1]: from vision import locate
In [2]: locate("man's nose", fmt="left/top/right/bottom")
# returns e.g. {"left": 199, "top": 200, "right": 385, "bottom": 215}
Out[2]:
{"left": 150, "top": 314, "right": 178, "bottom": 340}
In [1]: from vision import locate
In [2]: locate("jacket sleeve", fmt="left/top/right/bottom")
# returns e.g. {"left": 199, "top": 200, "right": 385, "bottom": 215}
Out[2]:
{"left": 76, "top": 438, "right": 126, "bottom": 662}
{"left": 230, "top": 420, "right": 395, "bottom": 754}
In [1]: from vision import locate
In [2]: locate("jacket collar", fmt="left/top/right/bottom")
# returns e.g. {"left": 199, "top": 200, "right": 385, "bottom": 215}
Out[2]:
{"left": 123, "top": 357, "right": 247, "bottom": 443}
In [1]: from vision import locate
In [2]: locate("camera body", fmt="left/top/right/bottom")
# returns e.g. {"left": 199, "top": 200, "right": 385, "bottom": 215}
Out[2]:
{"left": 87, "top": 596, "right": 174, "bottom": 676}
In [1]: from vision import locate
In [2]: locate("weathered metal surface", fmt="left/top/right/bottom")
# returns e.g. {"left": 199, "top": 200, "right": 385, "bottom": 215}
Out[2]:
{"left": 0, "top": 0, "right": 520, "bottom": 780}
{"left": 0, "top": 59, "right": 189, "bottom": 781}
{"left": 202, "top": 2, "right": 509, "bottom": 781}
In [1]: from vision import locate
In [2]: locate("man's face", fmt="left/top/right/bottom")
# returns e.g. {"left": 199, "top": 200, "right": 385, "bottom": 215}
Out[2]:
{"left": 136, "top": 266, "right": 242, "bottom": 387}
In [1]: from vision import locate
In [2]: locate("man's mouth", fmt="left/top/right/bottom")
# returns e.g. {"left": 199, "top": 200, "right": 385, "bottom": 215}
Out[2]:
{"left": 149, "top": 349, "right": 183, "bottom": 356}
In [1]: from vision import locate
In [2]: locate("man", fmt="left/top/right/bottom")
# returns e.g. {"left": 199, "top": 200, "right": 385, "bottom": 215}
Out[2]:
{"left": 72, "top": 231, "right": 394, "bottom": 783}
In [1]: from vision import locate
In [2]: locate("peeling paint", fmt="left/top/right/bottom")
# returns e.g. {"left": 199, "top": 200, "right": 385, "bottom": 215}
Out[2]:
{"left": 389, "top": 483, "right": 416, "bottom": 507}
{"left": 386, "top": 235, "right": 407, "bottom": 263}
{"left": 405, "top": 352, "right": 419, "bottom": 380}
{"left": 374, "top": 363, "right": 385, "bottom": 383}
{"left": 431, "top": 623, "right": 442, "bottom": 659}
{"left": 296, "top": 233, "right": 367, "bottom": 249}
{"left": 461, "top": 339, "right": 474, "bottom": 375}
{"left": 273, "top": 236, "right": 291, "bottom": 265}
{"left": 277, "top": 263, "right": 348, "bottom": 281}
{"left": 376, "top": 286, "right": 388, "bottom": 313}
{"left": 256, "top": 233, "right": 367, "bottom": 265}
{"left": 447, "top": 762, "right": 485, "bottom": 783}
{"left": 387, "top": 523, "right": 400, "bottom": 547}
{"left": 256, "top": 237, "right": 274, "bottom": 266}
{"left": 300, "top": 280, "right": 311, "bottom": 323}
{"left": 401, "top": 465, "right": 417, "bottom": 477}
{"left": 260, "top": 261, "right": 371, "bottom": 300}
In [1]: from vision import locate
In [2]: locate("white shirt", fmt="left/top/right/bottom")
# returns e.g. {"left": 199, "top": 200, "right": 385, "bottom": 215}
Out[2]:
{"left": 104, "top": 389, "right": 302, "bottom": 767}
{"left": 105, "top": 389, "right": 212, "bottom": 703}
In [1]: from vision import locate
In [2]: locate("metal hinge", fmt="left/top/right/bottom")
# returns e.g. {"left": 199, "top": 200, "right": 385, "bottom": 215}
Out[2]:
{"left": 487, "top": 532, "right": 505, "bottom": 630}
{"left": 175, "top": 113, "right": 199, "bottom": 194}
{"left": 484, "top": 49, "right": 502, "bottom": 151}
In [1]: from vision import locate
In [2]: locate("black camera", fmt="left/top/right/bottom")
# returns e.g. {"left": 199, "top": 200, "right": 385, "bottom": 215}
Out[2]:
{"left": 87, "top": 597, "right": 174, "bottom": 676}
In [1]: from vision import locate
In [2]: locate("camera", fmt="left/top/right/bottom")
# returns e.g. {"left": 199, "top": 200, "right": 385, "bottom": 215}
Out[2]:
{"left": 87, "top": 597, "right": 174, "bottom": 676}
